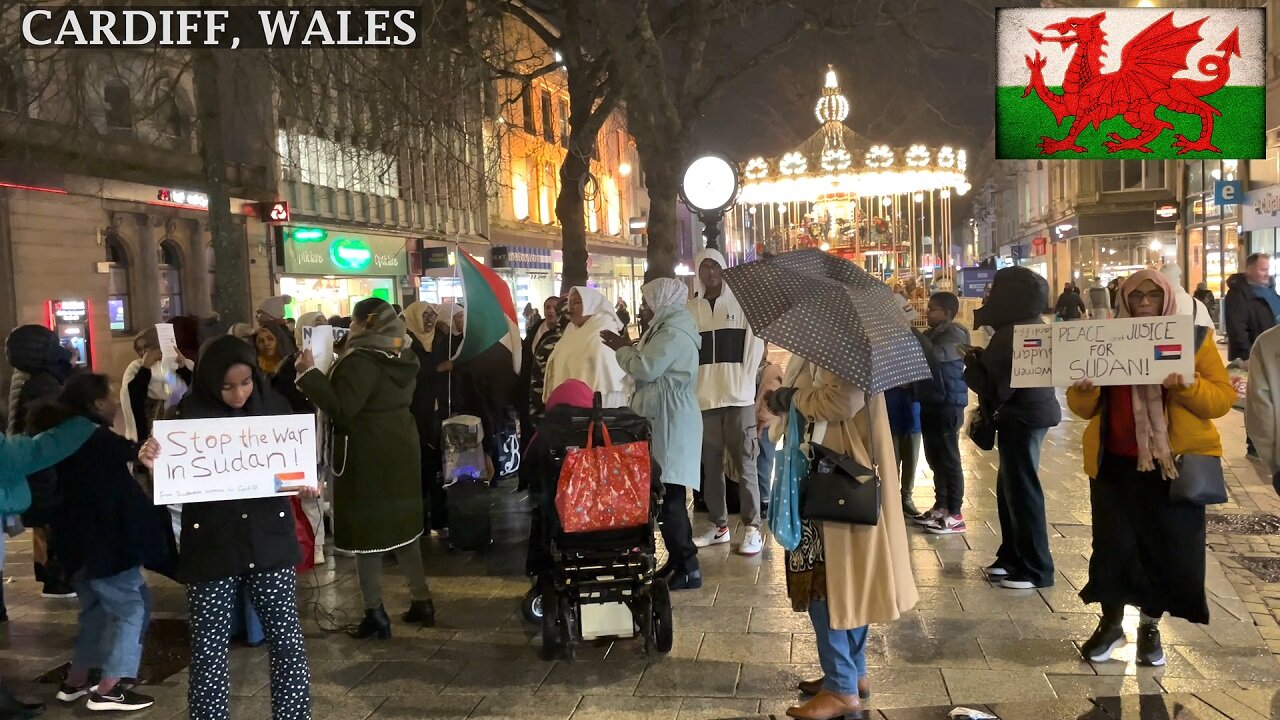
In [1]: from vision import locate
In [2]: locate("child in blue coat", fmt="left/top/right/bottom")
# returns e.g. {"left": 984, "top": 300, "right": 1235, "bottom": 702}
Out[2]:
{"left": 0, "top": 415, "right": 96, "bottom": 718}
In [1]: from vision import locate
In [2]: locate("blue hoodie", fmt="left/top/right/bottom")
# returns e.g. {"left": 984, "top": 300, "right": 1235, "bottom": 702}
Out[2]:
{"left": 0, "top": 417, "right": 95, "bottom": 514}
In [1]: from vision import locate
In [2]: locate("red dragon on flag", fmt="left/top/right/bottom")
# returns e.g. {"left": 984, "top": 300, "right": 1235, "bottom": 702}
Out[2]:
{"left": 1016, "top": 11, "right": 1245, "bottom": 156}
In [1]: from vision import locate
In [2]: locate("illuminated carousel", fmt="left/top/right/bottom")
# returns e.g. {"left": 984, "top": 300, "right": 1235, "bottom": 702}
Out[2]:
{"left": 727, "top": 67, "right": 970, "bottom": 284}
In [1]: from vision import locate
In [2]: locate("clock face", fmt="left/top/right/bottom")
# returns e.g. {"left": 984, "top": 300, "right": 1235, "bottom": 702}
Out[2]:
{"left": 682, "top": 156, "right": 738, "bottom": 212}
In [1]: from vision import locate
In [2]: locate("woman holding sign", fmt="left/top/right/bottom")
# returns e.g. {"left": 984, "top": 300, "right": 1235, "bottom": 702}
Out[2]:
{"left": 1067, "top": 269, "right": 1234, "bottom": 667}
{"left": 139, "top": 336, "right": 312, "bottom": 720}
{"left": 295, "top": 298, "right": 434, "bottom": 639}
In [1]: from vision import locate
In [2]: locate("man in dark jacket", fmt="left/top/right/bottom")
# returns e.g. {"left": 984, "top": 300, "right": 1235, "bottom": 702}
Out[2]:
{"left": 964, "top": 267, "right": 1061, "bottom": 590}
{"left": 915, "top": 292, "right": 970, "bottom": 534}
{"left": 1224, "top": 255, "right": 1278, "bottom": 365}
{"left": 1225, "top": 255, "right": 1279, "bottom": 456}
{"left": 1054, "top": 283, "right": 1086, "bottom": 320}
{"left": 5, "top": 324, "right": 77, "bottom": 599}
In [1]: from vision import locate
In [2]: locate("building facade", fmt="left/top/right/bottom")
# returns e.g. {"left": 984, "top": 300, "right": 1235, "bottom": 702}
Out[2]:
{"left": 483, "top": 14, "right": 650, "bottom": 327}
{"left": 0, "top": 51, "right": 278, "bottom": 384}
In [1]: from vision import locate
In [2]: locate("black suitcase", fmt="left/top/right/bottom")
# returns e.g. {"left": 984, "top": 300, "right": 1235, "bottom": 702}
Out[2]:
{"left": 447, "top": 482, "right": 493, "bottom": 551}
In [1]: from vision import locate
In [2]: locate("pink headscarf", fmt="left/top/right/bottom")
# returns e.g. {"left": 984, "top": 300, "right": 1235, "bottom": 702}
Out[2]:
{"left": 1116, "top": 269, "right": 1179, "bottom": 479}
{"left": 546, "top": 379, "right": 594, "bottom": 410}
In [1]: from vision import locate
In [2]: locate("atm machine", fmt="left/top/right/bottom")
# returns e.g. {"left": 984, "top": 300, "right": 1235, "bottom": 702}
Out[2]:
{"left": 47, "top": 299, "right": 93, "bottom": 369}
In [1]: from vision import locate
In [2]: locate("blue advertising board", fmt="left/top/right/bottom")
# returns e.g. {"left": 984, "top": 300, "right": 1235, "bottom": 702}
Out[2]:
{"left": 958, "top": 267, "right": 996, "bottom": 298}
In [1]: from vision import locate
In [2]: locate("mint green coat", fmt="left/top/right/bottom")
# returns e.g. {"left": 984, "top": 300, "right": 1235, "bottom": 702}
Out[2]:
{"left": 615, "top": 305, "right": 703, "bottom": 490}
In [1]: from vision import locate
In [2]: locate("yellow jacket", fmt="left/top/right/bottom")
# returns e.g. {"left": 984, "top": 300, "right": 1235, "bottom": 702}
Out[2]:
{"left": 1066, "top": 334, "right": 1235, "bottom": 479}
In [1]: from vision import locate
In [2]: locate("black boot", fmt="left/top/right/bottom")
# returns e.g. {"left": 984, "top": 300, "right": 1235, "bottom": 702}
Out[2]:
{"left": 402, "top": 600, "right": 436, "bottom": 628}
{"left": 0, "top": 577, "right": 8, "bottom": 623}
{"left": 349, "top": 605, "right": 391, "bottom": 640}
{"left": 0, "top": 682, "right": 45, "bottom": 719}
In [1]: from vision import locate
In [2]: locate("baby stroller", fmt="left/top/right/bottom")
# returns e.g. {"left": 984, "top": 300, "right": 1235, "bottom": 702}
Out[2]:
{"left": 521, "top": 394, "right": 673, "bottom": 660}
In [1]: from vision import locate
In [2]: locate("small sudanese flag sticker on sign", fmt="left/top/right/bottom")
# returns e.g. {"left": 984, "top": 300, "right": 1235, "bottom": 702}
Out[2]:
{"left": 1154, "top": 344, "right": 1183, "bottom": 361}
{"left": 995, "top": 8, "right": 1265, "bottom": 160}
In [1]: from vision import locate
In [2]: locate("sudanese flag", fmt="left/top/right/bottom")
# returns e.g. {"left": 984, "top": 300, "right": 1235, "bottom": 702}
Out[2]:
{"left": 453, "top": 250, "right": 521, "bottom": 374}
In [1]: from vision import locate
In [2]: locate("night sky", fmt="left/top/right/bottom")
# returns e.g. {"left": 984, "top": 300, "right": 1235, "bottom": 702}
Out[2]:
{"left": 688, "top": 0, "right": 1038, "bottom": 163}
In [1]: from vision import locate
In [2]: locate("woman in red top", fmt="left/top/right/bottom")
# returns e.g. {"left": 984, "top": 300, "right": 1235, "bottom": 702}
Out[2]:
{"left": 1066, "top": 269, "right": 1234, "bottom": 668}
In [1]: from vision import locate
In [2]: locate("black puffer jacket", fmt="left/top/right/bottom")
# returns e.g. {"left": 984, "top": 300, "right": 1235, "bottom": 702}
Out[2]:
{"left": 965, "top": 267, "right": 1062, "bottom": 430}
{"left": 7, "top": 325, "right": 74, "bottom": 524}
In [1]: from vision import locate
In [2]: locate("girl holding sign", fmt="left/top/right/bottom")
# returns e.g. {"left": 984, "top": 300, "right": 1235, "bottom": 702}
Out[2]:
{"left": 1067, "top": 269, "right": 1234, "bottom": 668}
{"left": 139, "top": 336, "right": 311, "bottom": 720}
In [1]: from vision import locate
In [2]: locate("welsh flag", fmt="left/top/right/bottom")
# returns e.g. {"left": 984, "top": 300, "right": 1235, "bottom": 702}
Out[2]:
{"left": 995, "top": 8, "right": 1263, "bottom": 159}
{"left": 453, "top": 250, "right": 521, "bottom": 374}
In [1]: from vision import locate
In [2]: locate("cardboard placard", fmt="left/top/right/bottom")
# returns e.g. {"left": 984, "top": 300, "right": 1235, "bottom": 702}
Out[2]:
{"left": 1010, "top": 325, "right": 1053, "bottom": 388}
{"left": 151, "top": 414, "right": 318, "bottom": 504}
{"left": 1051, "top": 316, "right": 1195, "bottom": 387}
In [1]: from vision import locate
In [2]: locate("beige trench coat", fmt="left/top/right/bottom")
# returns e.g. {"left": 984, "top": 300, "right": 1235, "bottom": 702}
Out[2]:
{"left": 777, "top": 361, "right": 919, "bottom": 630}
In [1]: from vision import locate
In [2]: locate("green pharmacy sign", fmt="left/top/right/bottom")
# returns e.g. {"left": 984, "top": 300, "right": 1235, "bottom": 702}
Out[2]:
{"left": 283, "top": 228, "right": 407, "bottom": 276}
{"left": 330, "top": 238, "right": 373, "bottom": 272}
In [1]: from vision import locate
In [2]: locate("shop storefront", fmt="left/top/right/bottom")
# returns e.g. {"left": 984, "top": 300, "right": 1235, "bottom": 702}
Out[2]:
{"left": 277, "top": 226, "right": 409, "bottom": 319}
{"left": 1059, "top": 206, "right": 1177, "bottom": 288}
{"left": 1184, "top": 160, "right": 1241, "bottom": 297}
{"left": 418, "top": 241, "right": 492, "bottom": 309}
{"left": 492, "top": 246, "right": 555, "bottom": 336}
{"left": 1241, "top": 184, "right": 1279, "bottom": 276}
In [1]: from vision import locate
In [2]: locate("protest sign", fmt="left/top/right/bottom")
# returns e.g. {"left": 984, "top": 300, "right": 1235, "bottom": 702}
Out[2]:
{"left": 156, "top": 323, "right": 178, "bottom": 360}
{"left": 303, "top": 325, "right": 336, "bottom": 374}
{"left": 1011, "top": 324, "right": 1054, "bottom": 388}
{"left": 1050, "top": 316, "right": 1194, "bottom": 386}
{"left": 151, "top": 414, "right": 318, "bottom": 505}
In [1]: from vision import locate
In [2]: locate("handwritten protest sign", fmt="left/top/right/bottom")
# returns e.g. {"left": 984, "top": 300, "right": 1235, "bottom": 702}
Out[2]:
{"left": 151, "top": 414, "right": 318, "bottom": 505}
{"left": 1050, "top": 316, "right": 1194, "bottom": 387}
{"left": 1011, "top": 325, "right": 1053, "bottom": 388}
{"left": 156, "top": 323, "right": 178, "bottom": 361}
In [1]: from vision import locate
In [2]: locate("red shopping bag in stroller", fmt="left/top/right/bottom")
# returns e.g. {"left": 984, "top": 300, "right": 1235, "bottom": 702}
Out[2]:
{"left": 554, "top": 419, "right": 650, "bottom": 533}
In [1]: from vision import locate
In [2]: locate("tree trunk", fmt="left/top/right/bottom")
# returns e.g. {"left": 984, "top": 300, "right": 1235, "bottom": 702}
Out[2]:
{"left": 644, "top": 163, "right": 680, "bottom": 281}
{"left": 556, "top": 146, "right": 590, "bottom": 293}
{"left": 194, "top": 50, "right": 249, "bottom": 325}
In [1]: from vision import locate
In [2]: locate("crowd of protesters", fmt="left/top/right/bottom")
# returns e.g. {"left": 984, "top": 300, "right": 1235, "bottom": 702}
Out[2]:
{"left": 0, "top": 245, "right": 1277, "bottom": 720}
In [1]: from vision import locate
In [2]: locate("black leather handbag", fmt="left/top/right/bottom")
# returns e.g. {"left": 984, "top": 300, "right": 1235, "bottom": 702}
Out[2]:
{"left": 1170, "top": 454, "right": 1228, "bottom": 505}
{"left": 801, "top": 433, "right": 881, "bottom": 527}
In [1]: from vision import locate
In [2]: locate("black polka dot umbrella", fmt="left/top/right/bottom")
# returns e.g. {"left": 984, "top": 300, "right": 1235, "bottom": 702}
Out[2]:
{"left": 723, "top": 248, "right": 931, "bottom": 394}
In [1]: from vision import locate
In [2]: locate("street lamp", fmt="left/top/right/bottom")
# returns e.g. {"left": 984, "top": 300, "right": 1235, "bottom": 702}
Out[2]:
{"left": 680, "top": 154, "right": 741, "bottom": 251}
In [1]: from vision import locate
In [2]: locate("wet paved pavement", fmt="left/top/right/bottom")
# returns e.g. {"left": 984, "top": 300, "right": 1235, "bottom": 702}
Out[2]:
{"left": 2, "top": 366, "right": 1279, "bottom": 719}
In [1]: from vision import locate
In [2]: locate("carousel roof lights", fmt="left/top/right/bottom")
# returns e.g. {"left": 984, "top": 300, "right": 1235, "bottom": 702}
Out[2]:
{"left": 738, "top": 68, "right": 968, "bottom": 207}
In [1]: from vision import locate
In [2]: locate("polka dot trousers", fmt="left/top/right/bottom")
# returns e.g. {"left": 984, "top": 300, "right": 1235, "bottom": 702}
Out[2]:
{"left": 187, "top": 567, "right": 311, "bottom": 720}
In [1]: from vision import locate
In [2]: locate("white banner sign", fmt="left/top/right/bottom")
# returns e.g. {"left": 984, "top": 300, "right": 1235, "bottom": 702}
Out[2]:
{"left": 1051, "top": 316, "right": 1195, "bottom": 387}
{"left": 1011, "top": 325, "right": 1053, "bottom": 388}
{"left": 152, "top": 414, "right": 318, "bottom": 504}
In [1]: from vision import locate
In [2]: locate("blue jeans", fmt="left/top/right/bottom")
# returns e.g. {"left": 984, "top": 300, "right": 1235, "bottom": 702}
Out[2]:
{"left": 757, "top": 427, "right": 776, "bottom": 503}
{"left": 71, "top": 566, "right": 150, "bottom": 679}
{"left": 807, "top": 599, "right": 868, "bottom": 695}
{"left": 231, "top": 585, "right": 265, "bottom": 645}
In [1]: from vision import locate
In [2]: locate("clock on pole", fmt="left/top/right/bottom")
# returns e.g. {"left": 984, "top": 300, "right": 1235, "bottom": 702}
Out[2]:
{"left": 680, "top": 154, "right": 740, "bottom": 251}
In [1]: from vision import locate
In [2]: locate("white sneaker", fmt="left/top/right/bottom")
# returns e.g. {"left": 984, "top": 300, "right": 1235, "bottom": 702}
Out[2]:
{"left": 739, "top": 527, "right": 764, "bottom": 556}
{"left": 693, "top": 526, "right": 730, "bottom": 548}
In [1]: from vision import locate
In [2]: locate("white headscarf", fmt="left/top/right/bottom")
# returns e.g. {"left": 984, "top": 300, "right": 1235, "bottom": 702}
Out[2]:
{"left": 570, "top": 287, "right": 620, "bottom": 328}
{"left": 293, "top": 311, "right": 327, "bottom": 349}
{"left": 641, "top": 278, "right": 689, "bottom": 313}
{"left": 543, "top": 287, "right": 629, "bottom": 406}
